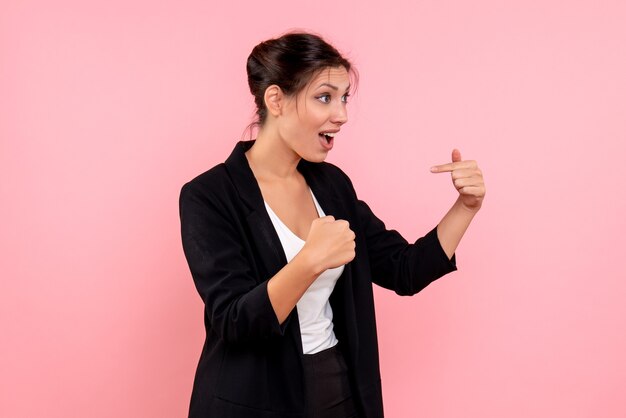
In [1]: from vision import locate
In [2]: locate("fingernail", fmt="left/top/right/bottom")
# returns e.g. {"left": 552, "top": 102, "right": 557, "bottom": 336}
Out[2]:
{"left": 430, "top": 167, "right": 437, "bottom": 172}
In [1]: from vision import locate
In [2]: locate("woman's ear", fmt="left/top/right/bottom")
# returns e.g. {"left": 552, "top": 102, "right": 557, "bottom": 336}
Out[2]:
{"left": 264, "top": 85, "right": 284, "bottom": 118}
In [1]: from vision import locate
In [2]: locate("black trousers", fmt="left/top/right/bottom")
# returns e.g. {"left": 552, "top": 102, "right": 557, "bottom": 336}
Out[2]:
{"left": 302, "top": 343, "right": 359, "bottom": 418}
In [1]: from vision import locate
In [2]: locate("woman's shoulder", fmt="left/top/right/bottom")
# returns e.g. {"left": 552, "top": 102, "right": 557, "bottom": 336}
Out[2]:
{"left": 179, "top": 163, "right": 230, "bottom": 204}
{"left": 183, "top": 163, "right": 227, "bottom": 188}
{"left": 316, "top": 161, "right": 357, "bottom": 195}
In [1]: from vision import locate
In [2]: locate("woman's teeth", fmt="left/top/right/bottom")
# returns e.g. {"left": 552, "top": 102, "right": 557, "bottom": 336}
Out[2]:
{"left": 320, "top": 132, "right": 335, "bottom": 142}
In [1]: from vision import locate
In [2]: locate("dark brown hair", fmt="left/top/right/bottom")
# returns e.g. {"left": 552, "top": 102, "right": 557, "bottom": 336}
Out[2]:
{"left": 244, "top": 30, "right": 358, "bottom": 137}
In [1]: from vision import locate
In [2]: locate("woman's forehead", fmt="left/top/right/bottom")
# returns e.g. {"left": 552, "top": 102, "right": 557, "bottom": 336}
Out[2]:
{"left": 309, "top": 66, "right": 350, "bottom": 89}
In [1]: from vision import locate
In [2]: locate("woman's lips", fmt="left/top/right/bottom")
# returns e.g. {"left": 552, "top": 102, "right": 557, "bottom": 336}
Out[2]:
{"left": 319, "top": 133, "right": 334, "bottom": 150}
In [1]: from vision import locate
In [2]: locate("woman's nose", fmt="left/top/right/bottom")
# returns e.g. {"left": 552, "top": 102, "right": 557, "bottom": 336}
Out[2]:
{"left": 331, "top": 103, "right": 348, "bottom": 125}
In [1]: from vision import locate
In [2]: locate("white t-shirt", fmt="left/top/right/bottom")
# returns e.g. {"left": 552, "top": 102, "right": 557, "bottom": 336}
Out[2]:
{"left": 264, "top": 186, "right": 345, "bottom": 354}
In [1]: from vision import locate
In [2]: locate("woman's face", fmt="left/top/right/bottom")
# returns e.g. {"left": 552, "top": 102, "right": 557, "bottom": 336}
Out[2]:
{"left": 278, "top": 66, "right": 351, "bottom": 162}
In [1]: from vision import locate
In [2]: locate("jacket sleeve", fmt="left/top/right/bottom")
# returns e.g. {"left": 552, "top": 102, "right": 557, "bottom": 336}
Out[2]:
{"left": 179, "top": 181, "right": 290, "bottom": 344}
{"left": 340, "top": 170, "right": 458, "bottom": 296}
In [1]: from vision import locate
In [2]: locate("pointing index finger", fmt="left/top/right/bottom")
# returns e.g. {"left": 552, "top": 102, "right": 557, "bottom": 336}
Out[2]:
{"left": 430, "top": 162, "right": 456, "bottom": 173}
{"left": 430, "top": 160, "right": 475, "bottom": 173}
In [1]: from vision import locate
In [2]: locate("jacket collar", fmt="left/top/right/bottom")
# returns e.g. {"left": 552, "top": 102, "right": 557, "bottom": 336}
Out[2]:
{"left": 223, "top": 139, "right": 339, "bottom": 213}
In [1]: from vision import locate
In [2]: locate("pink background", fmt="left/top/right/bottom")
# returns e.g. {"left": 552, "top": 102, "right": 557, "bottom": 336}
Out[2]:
{"left": 2, "top": 0, "right": 625, "bottom": 417}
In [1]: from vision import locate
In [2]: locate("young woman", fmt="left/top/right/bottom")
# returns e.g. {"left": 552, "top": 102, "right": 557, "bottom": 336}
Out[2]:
{"left": 179, "top": 31, "right": 485, "bottom": 418}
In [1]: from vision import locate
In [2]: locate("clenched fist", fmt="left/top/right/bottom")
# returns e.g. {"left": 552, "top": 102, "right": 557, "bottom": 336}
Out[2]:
{"left": 302, "top": 216, "right": 356, "bottom": 272}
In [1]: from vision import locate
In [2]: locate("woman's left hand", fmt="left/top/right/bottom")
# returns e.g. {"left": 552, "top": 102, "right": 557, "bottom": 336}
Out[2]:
{"left": 430, "top": 149, "right": 486, "bottom": 212}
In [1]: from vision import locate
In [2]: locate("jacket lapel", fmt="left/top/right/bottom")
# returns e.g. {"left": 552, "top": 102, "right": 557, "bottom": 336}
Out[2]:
{"left": 297, "top": 148, "right": 360, "bottom": 363}
{"left": 223, "top": 140, "right": 359, "bottom": 359}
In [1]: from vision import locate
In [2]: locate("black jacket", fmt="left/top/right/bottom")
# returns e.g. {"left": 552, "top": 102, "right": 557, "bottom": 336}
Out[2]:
{"left": 179, "top": 139, "right": 457, "bottom": 417}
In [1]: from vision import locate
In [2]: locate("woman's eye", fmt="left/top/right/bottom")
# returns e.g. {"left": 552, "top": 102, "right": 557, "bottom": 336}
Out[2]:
{"left": 317, "top": 94, "right": 350, "bottom": 104}
{"left": 317, "top": 94, "right": 331, "bottom": 103}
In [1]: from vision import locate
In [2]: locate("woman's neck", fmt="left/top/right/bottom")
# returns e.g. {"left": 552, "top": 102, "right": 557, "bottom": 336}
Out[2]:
{"left": 245, "top": 132, "right": 302, "bottom": 182}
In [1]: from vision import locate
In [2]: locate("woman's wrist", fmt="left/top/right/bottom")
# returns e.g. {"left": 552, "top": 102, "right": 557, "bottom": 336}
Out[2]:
{"left": 296, "top": 247, "right": 325, "bottom": 276}
{"left": 455, "top": 195, "right": 482, "bottom": 214}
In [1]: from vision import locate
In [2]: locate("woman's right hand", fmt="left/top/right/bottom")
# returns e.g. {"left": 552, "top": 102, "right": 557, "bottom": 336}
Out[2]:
{"left": 302, "top": 216, "right": 356, "bottom": 273}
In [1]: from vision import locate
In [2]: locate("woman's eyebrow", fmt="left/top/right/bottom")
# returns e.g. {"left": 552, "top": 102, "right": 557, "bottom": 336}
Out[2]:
{"left": 316, "top": 83, "right": 351, "bottom": 91}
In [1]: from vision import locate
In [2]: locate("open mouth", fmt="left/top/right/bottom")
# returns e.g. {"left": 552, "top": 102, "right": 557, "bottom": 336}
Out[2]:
{"left": 319, "top": 132, "right": 336, "bottom": 143}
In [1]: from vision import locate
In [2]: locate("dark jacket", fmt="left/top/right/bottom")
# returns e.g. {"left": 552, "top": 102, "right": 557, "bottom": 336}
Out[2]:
{"left": 179, "top": 139, "right": 457, "bottom": 418}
